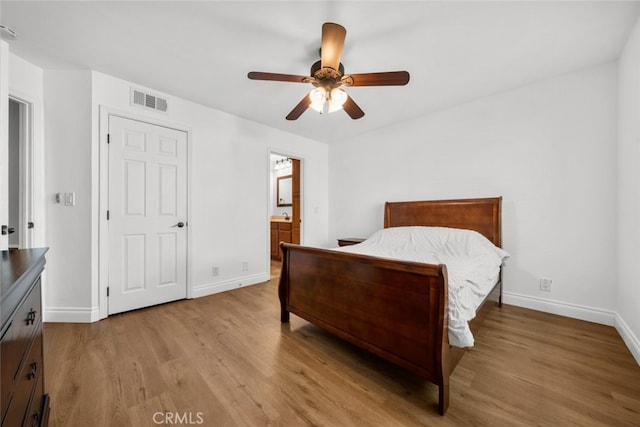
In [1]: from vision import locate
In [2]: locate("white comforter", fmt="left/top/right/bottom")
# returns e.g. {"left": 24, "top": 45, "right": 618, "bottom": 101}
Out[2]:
{"left": 335, "top": 226, "right": 510, "bottom": 348}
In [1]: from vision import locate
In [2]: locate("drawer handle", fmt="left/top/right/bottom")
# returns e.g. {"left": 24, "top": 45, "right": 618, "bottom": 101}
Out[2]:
{"left": 27, "top": 362, "right": 38, "bottom": 380}
{"left": 25, "top": 309, "right": 37, "bottom": 325}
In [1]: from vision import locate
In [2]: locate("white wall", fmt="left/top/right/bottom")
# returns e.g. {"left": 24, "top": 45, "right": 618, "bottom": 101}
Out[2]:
{"left": 617, "top": 17, "right": 640, "bottom": 363}
{"left": 43, "top": 70, "right": 94, "bottom": 321}
{"left": 40, "top": 70, "right": 329, "bottom": 321}
{"left": 330, "top": 63, "right": 619, "bottom": 326}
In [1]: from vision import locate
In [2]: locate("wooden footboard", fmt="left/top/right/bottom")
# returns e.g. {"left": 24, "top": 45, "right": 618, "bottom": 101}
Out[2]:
{"left": 279, "top": 242, "right": 453, "bottom": 414}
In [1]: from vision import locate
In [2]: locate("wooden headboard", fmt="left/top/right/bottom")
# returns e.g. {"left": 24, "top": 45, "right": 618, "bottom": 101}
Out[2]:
{"left": 383, "top": 197, "right": 502, "bottom": 247}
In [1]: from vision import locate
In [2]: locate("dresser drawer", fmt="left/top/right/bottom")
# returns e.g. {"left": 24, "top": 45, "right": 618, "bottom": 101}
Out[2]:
{"left": 24, "top": 366, "right": 46, "bottom": 427}
{"left": 2, "top": 331, "right": 43, "bottom": 427}
{"left": 1, "top": 279, "right": 42, "bottom": 416}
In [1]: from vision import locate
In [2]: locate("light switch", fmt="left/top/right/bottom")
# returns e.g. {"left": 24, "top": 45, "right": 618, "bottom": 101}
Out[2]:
{"left": 64, "top": 192, "right": 75, "bottom": 206}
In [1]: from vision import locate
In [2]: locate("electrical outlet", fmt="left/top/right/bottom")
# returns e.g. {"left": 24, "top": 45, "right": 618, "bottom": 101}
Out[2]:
{"left": 212, "top": 266, "right": 219, "bottom": 276}
{"left": 539, "top": 278, "right": 552, "bottom": 292}
{"left": 242, "top": 261, "right": 249, "bottom": 271}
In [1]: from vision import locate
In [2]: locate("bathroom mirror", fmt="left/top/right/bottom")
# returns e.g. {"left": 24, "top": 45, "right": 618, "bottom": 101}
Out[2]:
{"left": 277, "top": 175, "right": 292, "bottom": 207}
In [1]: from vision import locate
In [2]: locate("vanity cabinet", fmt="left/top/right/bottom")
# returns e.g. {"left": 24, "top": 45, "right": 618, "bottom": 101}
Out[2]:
{"left": 1, "top": 248, "right": 49, "bottom": 427}
{"left": 271, "top": 221, "right": 292, "bottom": 261}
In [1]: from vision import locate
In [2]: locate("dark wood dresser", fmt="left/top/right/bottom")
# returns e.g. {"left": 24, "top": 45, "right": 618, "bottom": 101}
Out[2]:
{"left": 1, "top": 248, "right": 49, "bottom": 427}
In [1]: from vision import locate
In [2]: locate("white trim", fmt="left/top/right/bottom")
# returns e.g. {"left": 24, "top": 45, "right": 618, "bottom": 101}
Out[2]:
{"left": 192, "top": 273, "right": 269, "bottom": 299}
{"left": 186, "top": 116, "right": 194, "bottom": 299}
{"left": 502, "top": 291, "right": 616, "bottom": 326}
{"left": 503, "top": 292, "right": 640, "bottom": 365}
{"left": 7, "top": 95, "right": 34, "bottom": 249}
{"left": 98, "top": 107, "right": 109, "bottom": 319}
{"left": 0, "top": 40, "right": 9, "bottom": 250}
{"left": 44, "top": 306, "right": 101, "bottom": 323}
{"left": 615, "top": 313, "right": 640, "bottom": 365}
{"left": 98, "top": 106, "right": 193, "bottom": 320}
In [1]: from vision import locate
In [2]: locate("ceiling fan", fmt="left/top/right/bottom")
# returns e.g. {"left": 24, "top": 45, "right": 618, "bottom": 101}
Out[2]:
{"left": 248, "top": 22, "right": 410, "bottom": 120}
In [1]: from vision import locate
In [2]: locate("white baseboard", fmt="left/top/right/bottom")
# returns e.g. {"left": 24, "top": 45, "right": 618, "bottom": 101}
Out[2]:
{"left": 504, "top": 291, "right": 640, "bottom": 366}
{"left": 44, "top": 306, "right": 100, "bottom": 323}
{"left": 42, "top": 273, "right": 270, "bottom": 323}
{"left": 615, "top": 313, "right": 640, "bottom": 365}
{"left": 192, "top": 272, "right": 270, "bottom": 299}
{"left": 502, "top": 291, "right": 616, "bottom": 326}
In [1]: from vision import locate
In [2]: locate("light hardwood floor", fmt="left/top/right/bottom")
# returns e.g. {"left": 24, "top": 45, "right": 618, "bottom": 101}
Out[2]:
{"left": 43, "top": 264, "right": 640, "bottom": 426}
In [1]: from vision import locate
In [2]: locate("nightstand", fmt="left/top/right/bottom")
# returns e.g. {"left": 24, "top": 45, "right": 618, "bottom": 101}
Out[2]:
{"left": 337, "top": 237, "right": 366, "bottom": 247}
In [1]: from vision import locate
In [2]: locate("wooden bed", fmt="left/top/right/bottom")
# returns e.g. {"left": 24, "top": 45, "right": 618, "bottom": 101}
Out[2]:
{"left": 278, "top": 197, "right": 503, "bottom": 415}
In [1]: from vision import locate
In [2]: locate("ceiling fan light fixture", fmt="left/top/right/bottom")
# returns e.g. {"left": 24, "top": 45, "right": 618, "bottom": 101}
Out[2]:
{"left": 309, "top": 87, "right": 348, "bottom": 114}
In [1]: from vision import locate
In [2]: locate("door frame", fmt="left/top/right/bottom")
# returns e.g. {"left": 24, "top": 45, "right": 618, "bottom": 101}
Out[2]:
{"left": 0, "top": 40, "right": 9, "bottom": 250}
{"left": 8, "top": 96, "right": 34, "bottom": 249}
{"left": 98, "top": 106, "right": 192, "bottom": 320}
{"left": 268, "top": 150, "right": 303, "bottom": 264}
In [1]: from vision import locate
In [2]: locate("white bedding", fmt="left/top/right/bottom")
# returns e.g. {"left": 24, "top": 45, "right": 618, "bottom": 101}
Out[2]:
{"left": 334, "top": 226, "right": 510, "bottom": 348}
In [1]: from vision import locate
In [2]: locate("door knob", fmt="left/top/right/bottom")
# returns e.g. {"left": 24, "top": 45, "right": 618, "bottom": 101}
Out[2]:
{"left": 172, "top": 222, "right": 185, "bottom": 228}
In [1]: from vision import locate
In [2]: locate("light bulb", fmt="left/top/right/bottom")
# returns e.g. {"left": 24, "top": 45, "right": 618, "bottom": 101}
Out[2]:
{"left": 309, "top": 88, "right": 326, "bottom": 113}
{"left": 330, "top": 88, "right": 348, "bottom": 106}
{"left": 327, "top": 88, "right": 347, "bottom": 113}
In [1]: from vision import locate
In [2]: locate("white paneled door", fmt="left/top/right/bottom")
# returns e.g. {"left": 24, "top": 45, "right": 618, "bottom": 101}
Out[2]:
{"left": 108, "top": 115, "right": 187, "bottom": 315}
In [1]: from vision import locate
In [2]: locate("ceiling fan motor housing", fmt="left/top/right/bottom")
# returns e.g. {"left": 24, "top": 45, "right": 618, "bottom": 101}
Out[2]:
{"left": 311, "top": 60, "right": 345, "bottom": 88}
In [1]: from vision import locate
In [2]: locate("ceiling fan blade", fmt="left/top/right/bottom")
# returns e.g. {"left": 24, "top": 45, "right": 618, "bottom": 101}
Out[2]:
{"left": 343, "top": 95, "right": 365, "bottom": 120}
{"left": 248, "top": 71, "right": 312, "bottom": 83}
{"left": 320, "top": 22, "right": 346, "bottom": 71}
{"left": 342, "top": 71, "right": 410, "bottom": 87}
{"left": 286, "top": 94, "right": 311, "bottom": 120}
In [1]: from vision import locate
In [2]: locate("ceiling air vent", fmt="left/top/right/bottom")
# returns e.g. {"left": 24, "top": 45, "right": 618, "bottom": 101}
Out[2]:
{"left": 130, "top": 88, "right": 168, "bottom": 112}
{"left": 0, "top": 25, "right": 17, "bottom": 41}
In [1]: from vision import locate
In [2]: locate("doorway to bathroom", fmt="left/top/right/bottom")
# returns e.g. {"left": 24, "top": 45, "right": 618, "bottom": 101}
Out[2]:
{"left": 269, "top": 153, "right": 301, "bottom": 262}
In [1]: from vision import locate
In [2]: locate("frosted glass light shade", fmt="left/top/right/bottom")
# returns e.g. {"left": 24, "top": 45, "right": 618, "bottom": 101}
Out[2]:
{"left": 330, "top": 88, "right": 347, "bottom": 106}
{"left": 309, "top": 88, "right": 326, "bottom": 113}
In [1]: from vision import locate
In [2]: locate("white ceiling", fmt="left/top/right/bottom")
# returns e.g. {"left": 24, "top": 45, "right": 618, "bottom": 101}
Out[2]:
{"left": 2, "top": 1, "right": 639, "bottom": 143}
